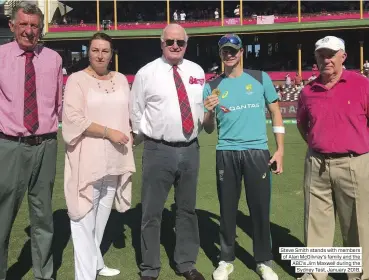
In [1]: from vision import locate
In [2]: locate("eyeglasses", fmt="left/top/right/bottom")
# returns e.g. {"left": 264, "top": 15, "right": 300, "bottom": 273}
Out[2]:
{"left": 218, "top": 36, "right": 241, "bottom": 48}
{"left": 164, "top": 39, "right": 187, "bottom": 47}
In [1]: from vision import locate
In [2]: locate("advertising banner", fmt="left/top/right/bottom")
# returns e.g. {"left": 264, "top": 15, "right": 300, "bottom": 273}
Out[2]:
{"left": 257, "top": 15, "right": 275, "bottom": 24}
{"left": 265, "top": 101, "right": 298, "bottom": 118}
{"left": 224, "top": 18, "right": 241, "bottom": 26}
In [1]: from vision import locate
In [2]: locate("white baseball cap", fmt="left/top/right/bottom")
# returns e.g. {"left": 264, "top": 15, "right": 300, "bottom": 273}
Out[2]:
{"left": 315, "top": 36, "right": 345, "bottom": 52}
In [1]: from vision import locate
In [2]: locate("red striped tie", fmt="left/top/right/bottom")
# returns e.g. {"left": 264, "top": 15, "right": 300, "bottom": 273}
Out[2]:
{"left": 24, "top": 51, "right": 39, "bottom": 134}
{"left": 173, "top": 65, "right": 194, "bottom": 135}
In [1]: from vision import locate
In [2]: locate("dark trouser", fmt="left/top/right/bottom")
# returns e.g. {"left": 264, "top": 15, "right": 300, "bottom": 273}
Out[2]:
{"left": 216, "top": 149, "right": 273, "bottom": 263}
{"left": 0, "top": 136, "right": 57, "bottom": 280}
{"left": 140, "top": 137, "right": 200, "bottom": 278}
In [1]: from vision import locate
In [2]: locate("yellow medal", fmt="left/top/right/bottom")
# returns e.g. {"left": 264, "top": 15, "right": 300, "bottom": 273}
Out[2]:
{"left": 212, "top": 88, "right": 221, "bottom": 96}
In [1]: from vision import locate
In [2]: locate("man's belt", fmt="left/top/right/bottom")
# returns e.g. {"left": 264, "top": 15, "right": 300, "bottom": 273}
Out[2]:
{"left": 144, "top": 136, "right": 197, "bottom": 148}
{"left": 0, "top": 132, "right": 57, "bottom": 146}
{"left": 315, "top": 151, "right": 361, "bottom": 159}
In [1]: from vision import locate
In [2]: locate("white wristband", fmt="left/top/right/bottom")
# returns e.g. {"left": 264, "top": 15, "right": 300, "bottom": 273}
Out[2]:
{"left": 273, "top": 126, "right": 285, "bottom": 134}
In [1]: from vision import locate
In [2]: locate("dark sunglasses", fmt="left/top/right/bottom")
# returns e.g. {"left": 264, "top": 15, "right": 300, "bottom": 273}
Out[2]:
{"left": 220, "top": 48, "right": 239, "bottom": 56}
{"left": 165, "top": 39, "right": 186, "bottom": 47}
{"left": 218, "top": 36, "right": 241, "bottom": 48}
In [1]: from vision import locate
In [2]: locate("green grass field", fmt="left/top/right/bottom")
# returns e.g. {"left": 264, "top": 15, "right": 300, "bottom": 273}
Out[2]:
{"left": 6, "top": 125, "right": 345, "bottom": 280}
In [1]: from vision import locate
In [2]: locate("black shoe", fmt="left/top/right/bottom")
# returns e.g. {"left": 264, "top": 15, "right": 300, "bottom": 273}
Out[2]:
{"left": 182, "top": 269, "right": 205, "bottom": 280}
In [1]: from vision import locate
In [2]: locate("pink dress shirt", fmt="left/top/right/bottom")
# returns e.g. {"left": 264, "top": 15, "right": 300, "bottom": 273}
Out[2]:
{"left": 62, "top": 71, "right": 136, "bottom": 220}
{"left": 0, "top": 41, "right": 63, "bottom": 136}
{"left": 297, "top": 70, "right": 369, "bottom": 154}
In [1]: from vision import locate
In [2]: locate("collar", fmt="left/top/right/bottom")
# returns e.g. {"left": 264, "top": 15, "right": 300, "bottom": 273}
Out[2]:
{"left": 311, "top": 69, "right": 348, "bottom": 89}
{"left": 11, "top": 41, "right": 42, "bottom": 58}
{"left": 161, "top": 55, "right": 184, "bottom": 72}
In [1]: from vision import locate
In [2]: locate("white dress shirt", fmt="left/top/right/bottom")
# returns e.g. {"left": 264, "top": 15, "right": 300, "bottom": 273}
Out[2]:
{"left": 130, "top": 57, "right": 205, "bottom": 142}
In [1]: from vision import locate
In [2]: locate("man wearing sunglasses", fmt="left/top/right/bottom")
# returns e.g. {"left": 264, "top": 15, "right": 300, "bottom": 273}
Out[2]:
{"left": 130, "top": 24, "right": 206, "bottom": 280}
{"left": 297, "top": 36, "right": 369, "bottom": 280}
{"left": 203, "top": 34, "right": 284, "bottom": 280}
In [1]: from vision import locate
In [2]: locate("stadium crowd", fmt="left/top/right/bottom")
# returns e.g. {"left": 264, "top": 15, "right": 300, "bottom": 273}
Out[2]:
{"left": 52, "top": 1, "right": 362, "bottom": 25}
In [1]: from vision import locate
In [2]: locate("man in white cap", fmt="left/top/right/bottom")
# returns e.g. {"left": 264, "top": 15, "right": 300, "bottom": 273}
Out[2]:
{"left": 296, "top": 36, "right": 369, "bottom": 280}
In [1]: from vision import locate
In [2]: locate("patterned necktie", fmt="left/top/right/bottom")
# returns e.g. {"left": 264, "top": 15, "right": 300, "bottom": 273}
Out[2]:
{"left": 173, "top": 65, "right": 194, "bottom": 135}
{"left": 24, "top": 51, "right": 39, "bottom": 134}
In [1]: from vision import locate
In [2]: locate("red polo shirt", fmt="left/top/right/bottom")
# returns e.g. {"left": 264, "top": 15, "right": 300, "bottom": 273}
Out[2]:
{"left": 297, "top": 70, "right": 369, "bottom": 154}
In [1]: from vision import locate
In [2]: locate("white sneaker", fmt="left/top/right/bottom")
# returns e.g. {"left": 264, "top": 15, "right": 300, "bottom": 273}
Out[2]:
{"left": 256, "top": 263, "right": 278, "bottom": 280}
{"left": 212, "top": 261, "right": 234, "bottom": 280}
{"left": 296, "top": 274, "right": 314, "bottom": 280}
{"left": 98, "top": 266, "right": 120, "bottom": 277}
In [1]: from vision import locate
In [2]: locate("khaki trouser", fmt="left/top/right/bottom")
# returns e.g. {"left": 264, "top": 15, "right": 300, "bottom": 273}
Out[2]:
{"left": 303, "top": 149, "right": 369, "bottom": 280}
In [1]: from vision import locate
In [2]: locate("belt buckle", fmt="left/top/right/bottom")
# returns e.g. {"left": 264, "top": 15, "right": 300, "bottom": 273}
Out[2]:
{"left": 320, "top": 153, "right": 333, "bottom": 159}
{"left": 34, "top": 136, "right": 42, "bottom": 145}
{"left": 24, "top": 135, "right": 42, "bottom": 145}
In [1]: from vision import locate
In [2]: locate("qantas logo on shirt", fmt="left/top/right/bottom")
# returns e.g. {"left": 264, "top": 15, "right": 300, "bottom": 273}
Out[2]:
{"left": 220, "top": 106, "right": 231, "bottom": 113}
{"left": 227, "top": 103, "right": 260, "bottom": 111}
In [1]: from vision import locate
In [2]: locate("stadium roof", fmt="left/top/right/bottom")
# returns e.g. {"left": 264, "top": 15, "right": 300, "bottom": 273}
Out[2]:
{"left": 42, "top": 19, "right": 369, "bottom": 41}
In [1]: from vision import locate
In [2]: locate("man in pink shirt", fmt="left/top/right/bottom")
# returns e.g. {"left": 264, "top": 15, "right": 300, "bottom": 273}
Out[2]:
{"left": 0, "top": 3, "right": 62, "bottom": 280}
{"left": 297, "top": 36, "right": 369, "bottom": 280}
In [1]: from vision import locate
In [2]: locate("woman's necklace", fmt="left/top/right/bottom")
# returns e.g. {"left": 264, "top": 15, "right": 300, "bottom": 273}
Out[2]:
{"left": 88, "top": 67, "right": 116, "bottom": 94}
